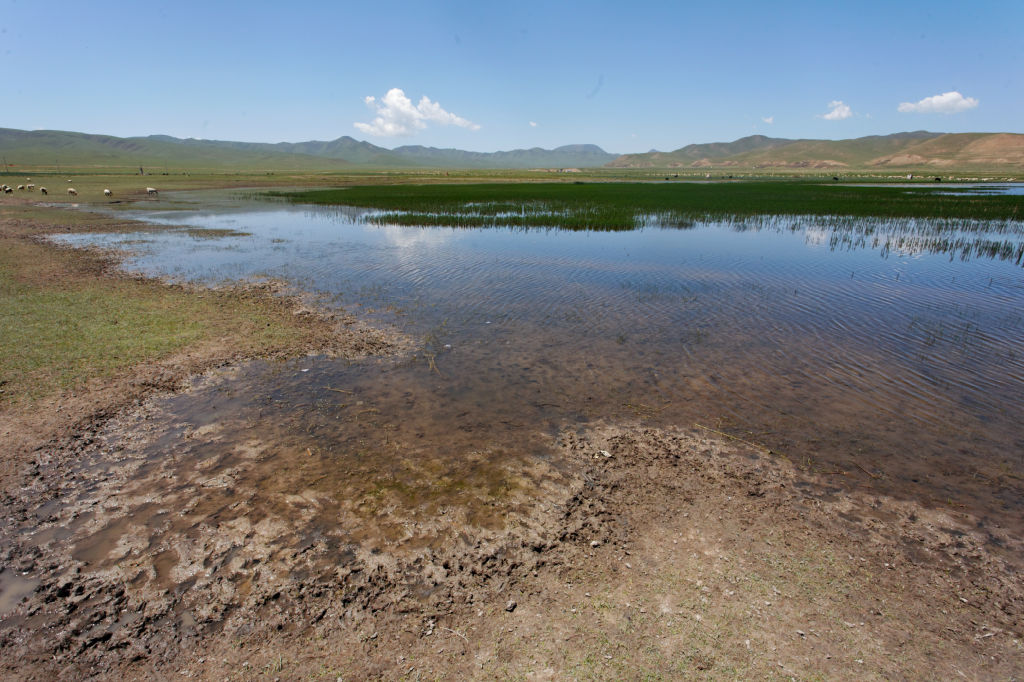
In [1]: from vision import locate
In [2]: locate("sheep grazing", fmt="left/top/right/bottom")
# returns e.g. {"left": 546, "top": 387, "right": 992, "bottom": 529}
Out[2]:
{"left": 40, "top": 187, "right": 48, "bottom": 195}
{"left": 26, "top": 184, "right": 35, "bottom": 191}
{"left": 17, "top": 185, "right": 25, "bottom": 190}
{"left": 67, "top": 179, "right": 73, "bottom": 183}
{"left": 146, "top": 187, "right": 158, "bottom": 196}
{"left": 67, "top": 188, "right": 78, "bottom": 196}
{"left": 103, "top": 189, "right": 112, "bottom": 197}
{"left": 3, "top": 187, "right": 11, "bottom": 194}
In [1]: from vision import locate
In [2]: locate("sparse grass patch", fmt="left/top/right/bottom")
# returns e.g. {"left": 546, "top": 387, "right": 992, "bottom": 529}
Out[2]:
{"left": 0, "top": 233, "right": 317, "bottom": 406}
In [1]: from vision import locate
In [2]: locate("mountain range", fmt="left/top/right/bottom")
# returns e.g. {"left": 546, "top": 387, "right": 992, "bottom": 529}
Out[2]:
{"left": 0, "top": 128, "right": 617, "bottom": 170}
{"left": 1, "top": 128, "right": 1022, "bottom": 171}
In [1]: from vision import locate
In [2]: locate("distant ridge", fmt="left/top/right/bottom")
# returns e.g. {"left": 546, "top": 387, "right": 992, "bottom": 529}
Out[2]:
{"left": 607, "top": 131, "right": 1024, "bottom": 169}
{"left": 390, "top": 143, "right": 616, "bottom": 169}
{"left": 2, "top": 127, "right": 1021, "bottom": 171}
{"left": 0, "top": 128, "right": 617, "bottom": 170}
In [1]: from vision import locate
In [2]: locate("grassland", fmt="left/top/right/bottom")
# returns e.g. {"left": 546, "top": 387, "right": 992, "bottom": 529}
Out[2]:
{"left": 279, "top": 181, "right": 1024, "bottom": 230}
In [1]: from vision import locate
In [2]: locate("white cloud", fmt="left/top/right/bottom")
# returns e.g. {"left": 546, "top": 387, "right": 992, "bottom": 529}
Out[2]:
{"left": 354, "top": 88, "right": 480, "bottom": 137}
{"left": 762, "top": 116, "right": 774, "bottom": 124}
{"left": 822, "top": 100, "right": 853, "bottom": 121}
{"left": 529, "top": 121, "right": 538, "bottom": 128}
{"left": 898, "top": 91, "right": 978, "bottom": 114}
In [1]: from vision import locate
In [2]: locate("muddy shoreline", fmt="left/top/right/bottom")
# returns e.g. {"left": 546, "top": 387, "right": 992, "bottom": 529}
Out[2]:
{"left": 1, "top": 203, "right": 1022, "bottom": 679}
{"left": 0, "top": 207, "right": 401, "bottom": 488}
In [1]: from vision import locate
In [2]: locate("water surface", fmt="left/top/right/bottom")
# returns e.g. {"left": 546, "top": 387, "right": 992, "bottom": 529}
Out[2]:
{"left": 57, "top": 191, "right": 1024, "bottom": 532}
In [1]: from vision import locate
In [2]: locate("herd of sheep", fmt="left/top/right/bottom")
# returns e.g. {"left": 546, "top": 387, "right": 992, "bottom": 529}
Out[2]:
{"left": 0, "top": 179, "right": 158, "bottom": 198}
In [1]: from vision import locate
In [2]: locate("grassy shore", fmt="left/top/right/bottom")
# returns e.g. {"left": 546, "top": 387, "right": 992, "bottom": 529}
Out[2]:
{"left": 0, "top": 204, "right": 334, "bottom": 406}
{"left": 280, "top": 181, "right": 1024, "bottom": 230}
{"left": 0, "top": 195, "right": 398, "bottom": 490}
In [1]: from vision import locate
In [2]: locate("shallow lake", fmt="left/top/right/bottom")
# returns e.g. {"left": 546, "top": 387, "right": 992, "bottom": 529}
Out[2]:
{"left": 58, "top": 191, "right": 1024, "bottom": 532}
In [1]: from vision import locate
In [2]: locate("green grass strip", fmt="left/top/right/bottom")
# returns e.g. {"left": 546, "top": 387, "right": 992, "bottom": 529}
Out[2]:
{"left": 275, "top": 182, "right": 1024, "bottom": 230}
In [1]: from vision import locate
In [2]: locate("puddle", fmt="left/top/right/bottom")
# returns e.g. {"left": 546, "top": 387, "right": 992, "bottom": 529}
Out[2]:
{"left": 0, "top": 569, "right": 40, "bottom": 617}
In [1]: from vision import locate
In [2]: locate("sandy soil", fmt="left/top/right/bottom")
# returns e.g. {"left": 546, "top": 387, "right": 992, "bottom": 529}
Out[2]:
{"left": 1, "top": 203, "right": 1022, "bottom": 680}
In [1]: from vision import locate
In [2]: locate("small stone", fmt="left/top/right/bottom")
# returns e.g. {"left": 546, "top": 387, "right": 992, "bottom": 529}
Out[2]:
{"left": 590, "top": 540, "right": 601, "bottom": 548}
{"left": 599, "top": 450, "right": 612, "bottom": 458}
{"left": 505, "top": 600, "right": 517, "bottom": 612}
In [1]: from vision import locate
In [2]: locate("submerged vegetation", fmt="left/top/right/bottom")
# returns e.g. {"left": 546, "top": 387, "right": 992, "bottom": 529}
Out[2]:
{"left": 277, "top": 182, "right": 1024, "bottom": 230}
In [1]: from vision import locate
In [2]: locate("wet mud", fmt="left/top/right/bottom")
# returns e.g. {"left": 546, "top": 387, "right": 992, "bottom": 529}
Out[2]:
{"left": 1, "top": 396, "right": 1021, "bottom": 678}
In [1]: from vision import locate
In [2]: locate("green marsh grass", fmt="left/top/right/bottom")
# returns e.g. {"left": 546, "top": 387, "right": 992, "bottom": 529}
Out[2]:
{"left": 277, "top": 182, "right": 1024, "bottom": 230}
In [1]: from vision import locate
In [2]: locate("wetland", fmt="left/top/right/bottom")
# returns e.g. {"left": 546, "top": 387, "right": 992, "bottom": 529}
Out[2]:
{"left": 55, "top": 186, "right": 1024, "bottom": 524}
{"left": 2, "top": 180, "right": 1023, "bottom": 679}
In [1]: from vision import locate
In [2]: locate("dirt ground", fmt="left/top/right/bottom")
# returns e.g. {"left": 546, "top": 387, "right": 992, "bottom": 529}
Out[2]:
{"left": 1, "top": 201, "right": 1022, "bottom": 680}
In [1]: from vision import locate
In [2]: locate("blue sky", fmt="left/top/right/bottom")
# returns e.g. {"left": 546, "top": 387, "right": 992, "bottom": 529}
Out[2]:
{"left": 2, "top": 0, "right": 1020, "bottom": 153}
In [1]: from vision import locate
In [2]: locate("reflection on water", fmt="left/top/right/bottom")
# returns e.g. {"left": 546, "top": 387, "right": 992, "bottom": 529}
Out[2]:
{"left": 843, "top": 183, "right": 1024, "bottom": 196}
{"left": 56, "top": 194, "right": 1024, "bottom": 530}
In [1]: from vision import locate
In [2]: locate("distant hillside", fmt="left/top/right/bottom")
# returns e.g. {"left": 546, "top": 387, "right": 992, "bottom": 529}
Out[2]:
{"left": 607, "top": 131, "right": 1024, "bottom": 170}
{"left": 0, "top": 128, "right": 354, "bottom": 170}
{"left": 611, "top": 135, "right": 797, "bottom": 167}
{"left": 389, "top": 143, "right": 616, "bottom": 169}
{"left": 0, "top": 128, "right": 616, "bottom": 170}
{"left": 196, "top": 136, "right": 413, "bottom": 166}
{"left": 5, "top": 127, "right": 1020, "bottom": 172}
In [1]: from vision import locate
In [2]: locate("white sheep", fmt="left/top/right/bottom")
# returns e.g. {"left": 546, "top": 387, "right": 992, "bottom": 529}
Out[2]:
{"left": 26, "top": 184, "right": 35, "bottom": 191}
{"left": 40, "top": 187, "right": 48, "bottom": 195}
{"left": 67, "top": 188, "right": 78, "bottom": 196}
{"left": 17, "top": 185, "right": 25, "bottom": 190}
{"left": 103, "top": 189, "right": 112, "bottom": 197}
{"left": 146, "top": 187, "right": 158, "bottom": 196}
